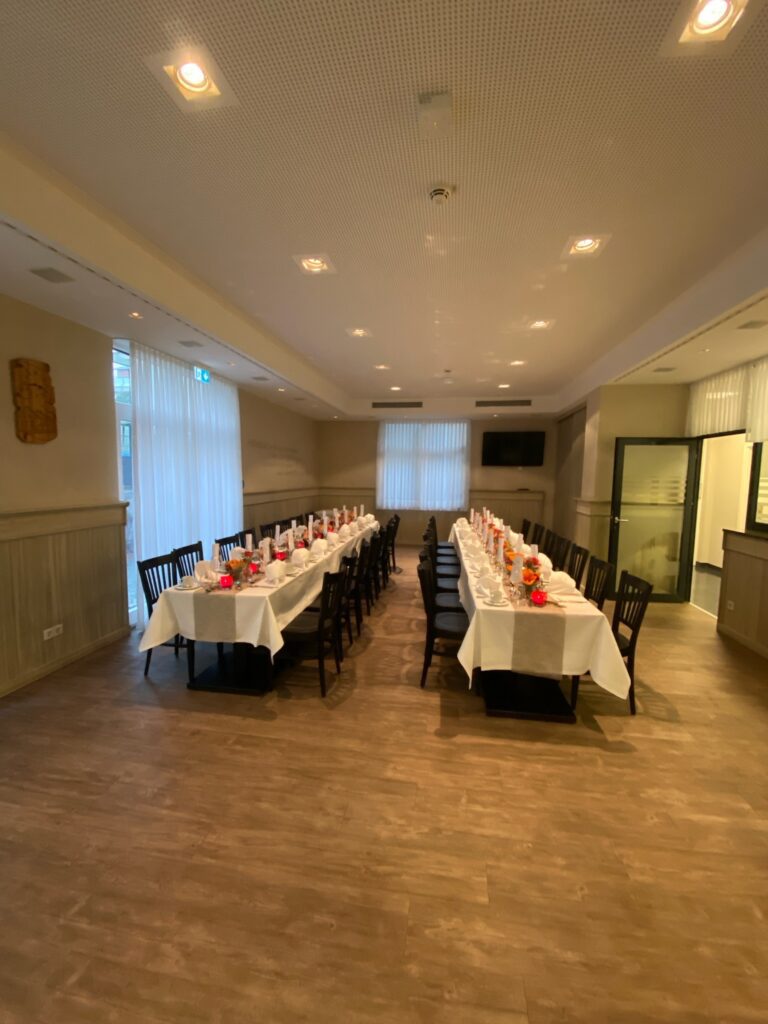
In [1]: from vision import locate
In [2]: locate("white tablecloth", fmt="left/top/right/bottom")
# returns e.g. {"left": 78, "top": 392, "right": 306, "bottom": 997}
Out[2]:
{"left": 140, "top": 523, "right": 379, "bottom": 658}
{"left": 449, "top": 523, "right": 630, "bottom": 699}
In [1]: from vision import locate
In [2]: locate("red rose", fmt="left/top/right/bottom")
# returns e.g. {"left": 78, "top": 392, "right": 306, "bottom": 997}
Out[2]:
{"left": 220, "top": 574, "right": 234, "bottom": 589}
{"left": 530, "top": 588, "right": 547, "bottom": 606}
{"left": 276, "top": 551, "right": 286, "bottom": 561}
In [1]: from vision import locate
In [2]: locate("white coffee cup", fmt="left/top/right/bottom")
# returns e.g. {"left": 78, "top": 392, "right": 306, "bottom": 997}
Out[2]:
{"left": 182, "top": 575, "right": 195, "bottom": 589}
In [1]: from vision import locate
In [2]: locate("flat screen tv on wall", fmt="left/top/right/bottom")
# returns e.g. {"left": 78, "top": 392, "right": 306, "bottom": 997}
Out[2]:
{"left": 481, "top": 431, "right": 545, "bottom": 467}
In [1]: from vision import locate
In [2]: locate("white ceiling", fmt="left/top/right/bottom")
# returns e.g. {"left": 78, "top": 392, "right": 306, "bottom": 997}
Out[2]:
{"left": 1, "top": 0, "right": 768, "bottom": 405}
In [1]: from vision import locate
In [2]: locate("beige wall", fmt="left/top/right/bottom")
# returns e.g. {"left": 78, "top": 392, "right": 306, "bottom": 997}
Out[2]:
{"left": 553, "top": 407, "right": 586, "bottom": 539}
{"left": 0, "top": 294, "right": 128, "bottom": 696}
{"left": 0, "top": 293, "right": 118, "bottom": 512}
{"left": 240, "top": 390, "right": 321, "bottom": 529}
{"left": 694, "top": 433, "right": 752, "bottom": 569}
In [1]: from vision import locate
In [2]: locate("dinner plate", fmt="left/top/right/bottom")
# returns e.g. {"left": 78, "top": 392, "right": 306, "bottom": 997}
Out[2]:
{"left": 174, "top": 583, "right": 201, "bottom": 591}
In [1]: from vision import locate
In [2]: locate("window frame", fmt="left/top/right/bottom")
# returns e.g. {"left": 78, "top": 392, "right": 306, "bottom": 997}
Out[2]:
{"left": 746, "top": 442, "right": 768, "bottom": 534}
{"left": 376, "top": 420, "right": 469, "bottom": 512}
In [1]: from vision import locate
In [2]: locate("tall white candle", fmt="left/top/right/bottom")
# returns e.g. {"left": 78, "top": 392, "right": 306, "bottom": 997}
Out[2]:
{"left": 245, "top": 533, "right": 253, "bottom": 551}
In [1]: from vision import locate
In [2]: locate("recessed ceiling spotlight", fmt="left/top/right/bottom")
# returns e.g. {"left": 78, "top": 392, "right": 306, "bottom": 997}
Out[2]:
{"left": 333, "top": 415, "right": 339, "bottom": 420}
{"left": 373, "top": 364, "right": 390, "bottom": 370}
{"left": 346, "top": 327, "right": 371, "bottom": 338}
{"left": 443, "top": 379, "right": 455, "bottom": 384}
{"left": 128, "top": 311, "right": 143, "bottom": 319}
{"left": 277, "top": 387, "right": 286, "bottom": 392}
{"left": 679, "top": 0, "right": 749, "bottom": 43}
{"left": 176, "top": 62, "right": 209, "bottom": 92}
{"left": 498, "top": 383, "right": 511, "bottom": 389}
{"left": 390, "top": 386, "right": 402, "bottom": 392}
{"left": 528, "top": 319, "right": 554, "bottom": 330}
{"left": 564, "top": 234, "right": 610, "bottom": 258}
{"left": 294, "top": 254, "right": 336, "bottom": 275}
{"left": 509, "top": 360, "right": 526, "bottom": 366}
{"left": 700, "top": 347, "right": 711, "bottom": 353}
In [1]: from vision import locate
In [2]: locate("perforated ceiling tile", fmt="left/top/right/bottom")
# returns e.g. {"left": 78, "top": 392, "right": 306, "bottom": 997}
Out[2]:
{"left": 2, "top": 0, "right": 768, "bottom": 397}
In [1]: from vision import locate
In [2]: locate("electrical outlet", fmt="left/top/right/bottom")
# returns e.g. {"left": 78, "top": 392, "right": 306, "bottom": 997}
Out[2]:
{"left": 726, "top": 600, "right": 735, "bottom": 611}
{"left": 42, "top": 624, "right": 63, "bottom": 641}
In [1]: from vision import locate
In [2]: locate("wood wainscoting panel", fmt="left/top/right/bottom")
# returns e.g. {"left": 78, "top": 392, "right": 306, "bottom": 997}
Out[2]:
{"left": 0, "top": 506, "right": 130, "bottom": 696}
{"left": 243, "top": 490, "right": 321, "bottom": 535}
{"left": 718, "top": 531, "right": 768, "bottom": 660}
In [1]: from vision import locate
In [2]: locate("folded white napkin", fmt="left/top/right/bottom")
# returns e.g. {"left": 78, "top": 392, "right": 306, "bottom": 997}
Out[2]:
{"left": 311, "top": 538, "right": 328, "bottom": 557}
{"left": 230, "top": 546, "right": 245, "bottom": 561}
{"left": 194, "top": 559, "right": 217, "bottom": 584}
{"left": 291, "top": 548, "right": 308, "bottom": 568}
{"left": 266, "top": 561, "right": 286, "bottom": 582}
{"left": 547, "top": 571, "right": 576, "bottom": 594}
{"left": 326, "top": 532, "right": 340, "bottom": 547}
{"left": 338, "top": 524, "right": 351, "bottom": 539}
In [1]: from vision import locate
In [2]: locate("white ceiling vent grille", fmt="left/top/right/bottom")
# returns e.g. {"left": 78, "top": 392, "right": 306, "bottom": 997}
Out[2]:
{"left": 372, "top": 401, "right": 423, "bottom": 409}
{"left": 178, "top": 340, "right": 204, "bottom": 348}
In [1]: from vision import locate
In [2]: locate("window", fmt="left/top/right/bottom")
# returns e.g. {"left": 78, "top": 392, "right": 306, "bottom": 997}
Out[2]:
{"left": 112, "top": 345, "right": 137, "bottom": 621}
{"left": 377, "top": 421, "right": 469, "bottom": 510}
{"left": 747, "top": 443, "right": 768, "bottom": 532}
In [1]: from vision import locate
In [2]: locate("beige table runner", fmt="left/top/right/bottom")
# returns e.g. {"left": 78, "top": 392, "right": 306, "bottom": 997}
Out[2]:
{"left": 509, "top": 602, "right": 567, "bottom": 675}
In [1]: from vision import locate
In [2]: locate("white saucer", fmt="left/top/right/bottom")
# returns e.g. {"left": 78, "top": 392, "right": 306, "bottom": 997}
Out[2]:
{"left": 483, "top": 597, "right": 508, "bottom": 607}
{"left": 175, "top": 583, "right": 200, "bottom": 591}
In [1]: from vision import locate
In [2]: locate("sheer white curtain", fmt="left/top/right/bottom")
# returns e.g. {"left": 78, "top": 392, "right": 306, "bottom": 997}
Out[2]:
{"left": 686, "top": 359, "right": 768, "bottom": 441}
{"left": 686, "top": 364, "right": 748, "bottom": 437}
{"left": 377, "top": 421, "right": 469, "bottom": 510}
{"left": 746, "top": 356, "right": 768, "bottom": 442}
{"left": 133, "top": 344, "right": 242, "bottom": 623}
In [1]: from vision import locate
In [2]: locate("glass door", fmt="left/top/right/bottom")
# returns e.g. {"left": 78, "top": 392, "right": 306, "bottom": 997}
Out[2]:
{"left": 608, "top": 438, "right": 701, "bottom": 602}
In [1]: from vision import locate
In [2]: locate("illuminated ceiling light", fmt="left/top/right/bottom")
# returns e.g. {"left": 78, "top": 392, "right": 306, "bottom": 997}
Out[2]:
{"left": 498, "top": 383, "right": 511, "bottom": 389}
{"left": 128, "top": 311, "right": 143, "bottom": 319}
{"left": 564, "top": 233, "right": 612, "bottom": 258}
{"left": 294, "top": 254, "right": 336, "bottom": 275}
{"left": 679, "top": 0, "right": 750, "bottom": 42}
{"left": 175, "top": 62, "right": 209, "bottom": 92}
{"left": 373, "top": 364, "right": 390, "bottom": 370}
{"left": 277, "top": 387, "right": 286, "bottom": 392}
{"left": 346, "top": 327, "right": 371, "bottom": 338}
{"left": 509, "top": 360, "right": 526, "bottom": 366}
{"left": 528, "top": 319, "right": 554, "bottom": 330}
{"left": 390, "top": 385, "right": 402, "bottom": 391}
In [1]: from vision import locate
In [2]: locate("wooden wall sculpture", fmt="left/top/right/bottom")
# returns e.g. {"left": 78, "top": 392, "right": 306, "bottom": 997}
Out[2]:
{"left": 10, "top": 358, "right": 58, "bottom": 444}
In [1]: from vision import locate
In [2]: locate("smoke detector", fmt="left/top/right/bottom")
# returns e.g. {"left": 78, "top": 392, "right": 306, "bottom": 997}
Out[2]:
{"left": 429, "top": 185, "right": 452, "bottom": 205}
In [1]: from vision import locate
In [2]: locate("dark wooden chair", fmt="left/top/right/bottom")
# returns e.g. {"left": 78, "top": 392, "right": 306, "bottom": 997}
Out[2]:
{"left": 237, "top": 529, "right": 258, "bottom": 549}
{"left": 552, "top": 536, "right": 572, "bottom": 572}
{"left": 281, "top": 571, "right": 344, "bottom": 697}
{"left": 339, "top": 553, "right": 358, "bottom": 650}
{"left": 259, "top": 522, "right": 276, "bottom": 540}
{"left": 389, "top": 513, "right": 401, "bottom": 571}
{"left": 521, "top": 517, "right": 531, "bottom": 538}
{"left": 418, "top": 548, "right": 461, "bottom": 594}
{"left": 172, "top": 540, "right": 203, "bottom": 579}
{"left": 419, "top": 551, "right": 463, "bottom": 610}
{"left": 423, "top": 531, "right": 460, "bottom": 569}
{"left": 542, "top": 528, "right": 556, "bottom": 556}
{"left": 351, "top": 540, "right": 371, "bottom": 629}
{"left": 137, "top": 553, "right": 179, "bottom": 676}
{"left": 428, "top": 516, "right": 456, "bottom": 554}
{"left": 530, "top": 522, "right": 545, "bottom": 547}
{"left": 379, "top": 520, "right": 394, "bottom": 589}
{"left": 584, "top": 556, "right": 614, "bottom": 610}
{"left": 215, "top": 534, "right": 239, "bottom": 562}
{"left": 567, "top": 544, "right": 590, "bottom": 589}
{"left": 571, "top": 571, "right": 653, "bottom": 715}
{"left": 416, "top": 562, "right": 470, "bottom": 687}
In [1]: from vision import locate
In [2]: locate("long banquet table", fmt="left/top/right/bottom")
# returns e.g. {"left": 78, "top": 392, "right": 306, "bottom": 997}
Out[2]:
{"left": 449, "top": 520, "right": 630, "bottom": 716}
{"left": 140, "top": 522, "right": 379, "bottom": 673}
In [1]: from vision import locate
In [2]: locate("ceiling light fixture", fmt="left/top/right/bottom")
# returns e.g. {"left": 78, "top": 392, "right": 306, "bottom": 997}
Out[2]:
{"left": 346, "top": 327, "right": 371, "bottom": 338}
{"left": 498, "top": 383, "right": 511, "bottom": 389}
{"left": 679, "top": 0, "right": 749, "bottom": 42}
{"left": 528, "top": 319, "right": 554, "bottom": 330}
{"left": 509, "top": 360, "right": 526, "bottom": 366}
{"left": 277, "top": 387, "right": 286, "bottom": 392}
{"left": 175, "top": 61, "right": 209, "bottom": 92}
{"left": 373, "top": 364, "right": 390, "bottom": 370}
{"left": 128, "top": 311, "right": 143, "bottom": 319}
{"left": 294, "top": 254, "right": 336, "bottom": 275}
{"left": 564, "top": 234, "right": 611, "bottom": 257}
{"left": 390, "top": 386, "right": 402, "bottom": 392}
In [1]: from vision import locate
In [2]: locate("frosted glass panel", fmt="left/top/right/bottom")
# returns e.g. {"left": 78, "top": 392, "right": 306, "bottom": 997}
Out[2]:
{"left": 616, "top": 445, "right": 690, "bottom": 596}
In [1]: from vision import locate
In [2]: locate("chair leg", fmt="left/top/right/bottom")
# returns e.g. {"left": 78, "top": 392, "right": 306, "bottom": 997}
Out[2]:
{"left": 570, "top": 674, "right": 580, "bottom": 709}
{"left": 354, "top": 593, "right": 363, "bottom": 636}
{"left": 334, "top": 636, "right": 342, "bottom": 674}
{"left": 187, "top": 640, "right": 195, "bottom": 685}
{"left": 318, "top": 651, "right": 327, "bottom": 697}
{"left": 627, "top": 652, "right": 636, "bottom": 715}
{"left": 420, "top": 631, "right": 434, "bottom": 688}
{"left": 144, "top": 649, "right": 152, "bottom": 677}
{"left": 346, "top": 600, "right": 354, "bottom": 646}
{"left": 216, "top": 642, "right": 225, "bottom": 666}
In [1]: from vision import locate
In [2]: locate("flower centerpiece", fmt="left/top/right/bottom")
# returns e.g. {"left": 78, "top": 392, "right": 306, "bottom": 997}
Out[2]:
{"left": 521, "top": 555, "right": 546, "bottom": 604}
{"left": 225, "top": 549, "right": 257, "bottom": 587}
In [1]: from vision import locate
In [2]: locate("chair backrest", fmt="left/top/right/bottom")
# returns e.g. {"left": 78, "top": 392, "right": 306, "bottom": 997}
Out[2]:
{"left": 380, "top": 522, "right": 393, "bottom": 564}
{"left": 521, "top": 517, "right": 531, "bottom": 538}
{"left": 367, "top": 534, "right": 381, "bottom": 576}
{"left": 567, "top": 544, "right": 590, "bottom": 589}
{"left": 172, "top": 541, "right": 203, "bottom": 578}
{"left": 416, "top": 561, "right": 436, "bottom": 621}
{"left": 612, "top": 571, "right": 653, "bottom": 654}
{"left": 137, "top": 553, "right": 177, "bottom": 616}
{"left": 530, "top": 522, "right": 545, "bottom": 546}
{"left": 584, "top": 556, "right": 614, "bottom": 610}
{"left": 356, "top": 539, "right": 371, "bottom": 582}
{"left": 552, "top": 536, "right": 572, "bottom": 572}
{"left": 259, "top": 522, "right": 276, "bottom": 540}
{"left": 340, "top": 554, "right": 358, "bottom": 598}
{"left": 542, "top": 528, "right": 556, "bottom": 555}
{"left": 319, "top": 570, "right": 344, "bottom": 625}
{"left": 391, "top": 513, "right": 401, "bottom": 541}
{"left": 215, "top": 534, "right": 239, "bottom": 561}
{"left": 237, "top": 529, "right": 258, "bottom": 549}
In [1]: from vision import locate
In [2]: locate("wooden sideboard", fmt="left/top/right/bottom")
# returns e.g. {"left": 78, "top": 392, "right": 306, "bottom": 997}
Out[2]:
{"left": 718, "top": 530, "right": 768, "bottom": 660}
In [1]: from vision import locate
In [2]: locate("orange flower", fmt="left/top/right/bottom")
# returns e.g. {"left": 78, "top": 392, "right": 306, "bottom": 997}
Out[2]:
{"left": 522, "top": 567, "right": 539, "bottom": 586}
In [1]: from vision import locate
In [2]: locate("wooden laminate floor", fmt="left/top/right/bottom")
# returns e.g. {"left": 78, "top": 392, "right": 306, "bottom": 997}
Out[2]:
{"left": 1, "top": 548, "right": 767, "bottom": 1023}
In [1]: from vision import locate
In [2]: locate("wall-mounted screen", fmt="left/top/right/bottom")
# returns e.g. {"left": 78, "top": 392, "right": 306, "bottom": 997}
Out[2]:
{"left": 481, "top": 431, "right": 545, "bottom": 467}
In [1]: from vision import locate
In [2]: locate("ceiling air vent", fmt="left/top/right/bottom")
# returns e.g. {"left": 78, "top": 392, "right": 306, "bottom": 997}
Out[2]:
{"left": 29, "top": 267, "right": 75, "bottom": 284}
{"left": 372, "top": 401, "right": 424, "bottom": 409}
{"left": 251, "top": 375, "right": 269, "bottom": 381}
{"left": 179, "top": 340, "right": 204, "bottom": 348}
{"left": 652, "top": 367, "right": 676, "bottom": 373}
{"left": 738, "top": 320, "right": 768, "bottom": 330}
{"left": 475, "top": 399, "right": 532, "bottom": 408}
